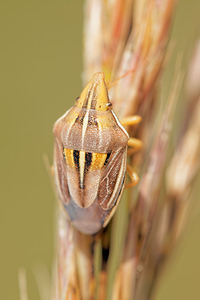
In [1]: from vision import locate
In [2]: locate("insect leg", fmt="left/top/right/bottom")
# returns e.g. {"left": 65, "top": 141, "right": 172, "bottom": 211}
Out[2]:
{"left": 128, "top": 137, "right": 143, "bottom": 149}
{"left": 120, "top": 115, "right": 141, "bottom": 188}
{"left": 127, "top": 137, "right": 143, "bottom": 156}
{"left": 120, "top": 115, "right": 142, "bottom": 126}
{"left": 120, "top": 115, "right": 142, "bottom": 155}
{"left": 125, "top": 164, "right": 139, "bottom": 188}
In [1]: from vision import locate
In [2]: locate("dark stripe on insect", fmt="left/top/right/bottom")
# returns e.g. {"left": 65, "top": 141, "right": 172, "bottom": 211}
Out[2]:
{"left": 104, "top": 152, "right": 111, "bottom": 166}
{"left": 73, "top": 150, "right": 80, "bottom": 171}
{"left": 75, "top": 114, "right": 85, "bottom": 125}
{"left": 73, "top": 150, "right": 84, "bottom": 189}
{"left": 85, "top": 152, "right": 93, "bottom": 171}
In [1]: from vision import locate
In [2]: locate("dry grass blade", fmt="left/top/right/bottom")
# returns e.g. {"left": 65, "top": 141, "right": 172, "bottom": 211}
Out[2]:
{"left": 165, "top": 43, "right": 200, "bottom": 243}
{"left": 110, "top": 0, "right": 177, "bottom": 118}
{"left": 56, "top": 210, "right": 81, "bottom": 300}
{"left": 83, "top": 0, "right": 134, "bottom": 84}
{"left": 111, "top": 70, "right": 182, "bottom": 300}
{"left": 52, "top": 1, "right": 200, "bottom": 300}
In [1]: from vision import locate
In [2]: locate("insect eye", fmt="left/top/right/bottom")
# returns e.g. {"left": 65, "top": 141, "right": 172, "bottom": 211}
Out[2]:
{"left": 106, "top": 102, "right": 112, "bottom": 109}
{"left": 104, "top": 152, "right": 111, "bottom": 166}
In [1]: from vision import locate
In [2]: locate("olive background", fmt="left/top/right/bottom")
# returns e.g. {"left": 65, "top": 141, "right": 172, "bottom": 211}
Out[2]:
{"left": 0, "top": 1, "right": 200, "bottom": 299}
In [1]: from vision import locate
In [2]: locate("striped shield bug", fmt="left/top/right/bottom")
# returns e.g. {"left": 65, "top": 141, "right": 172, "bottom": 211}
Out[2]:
{"left": 53, "top": 72, "right": 142, "bottom": 234}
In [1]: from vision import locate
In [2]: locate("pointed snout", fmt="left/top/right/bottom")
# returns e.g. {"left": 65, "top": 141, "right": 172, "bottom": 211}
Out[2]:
{"left": 75, "top": 72, "right": 111, "bottom": 111}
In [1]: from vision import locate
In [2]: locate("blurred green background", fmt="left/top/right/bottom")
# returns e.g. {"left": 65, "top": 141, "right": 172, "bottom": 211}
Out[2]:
{"left": 0, "top": 1, "right": 200, "bottom": 299}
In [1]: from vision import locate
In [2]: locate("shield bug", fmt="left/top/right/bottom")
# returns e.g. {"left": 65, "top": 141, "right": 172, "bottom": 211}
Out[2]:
{"left": 53, "top": 72, "right": 141, "bottom": 234}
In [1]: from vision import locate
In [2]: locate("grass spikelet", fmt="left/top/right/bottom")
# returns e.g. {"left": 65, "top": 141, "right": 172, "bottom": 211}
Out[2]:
{"left": 52, "top": 1, "right": 200, "bottom": 300}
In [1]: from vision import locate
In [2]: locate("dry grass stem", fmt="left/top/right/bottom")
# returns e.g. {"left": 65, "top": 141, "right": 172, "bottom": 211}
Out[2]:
{"left": 53, "top": 1, "right": 200, "bottom": 300}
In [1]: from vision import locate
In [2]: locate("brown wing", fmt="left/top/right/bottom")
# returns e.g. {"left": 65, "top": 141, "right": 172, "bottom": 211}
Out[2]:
{"left": 54, "top": 141, "right": 70, "bottom": 205}
{"left": 97, "top": 147, "right": 127, "bottom": 210}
